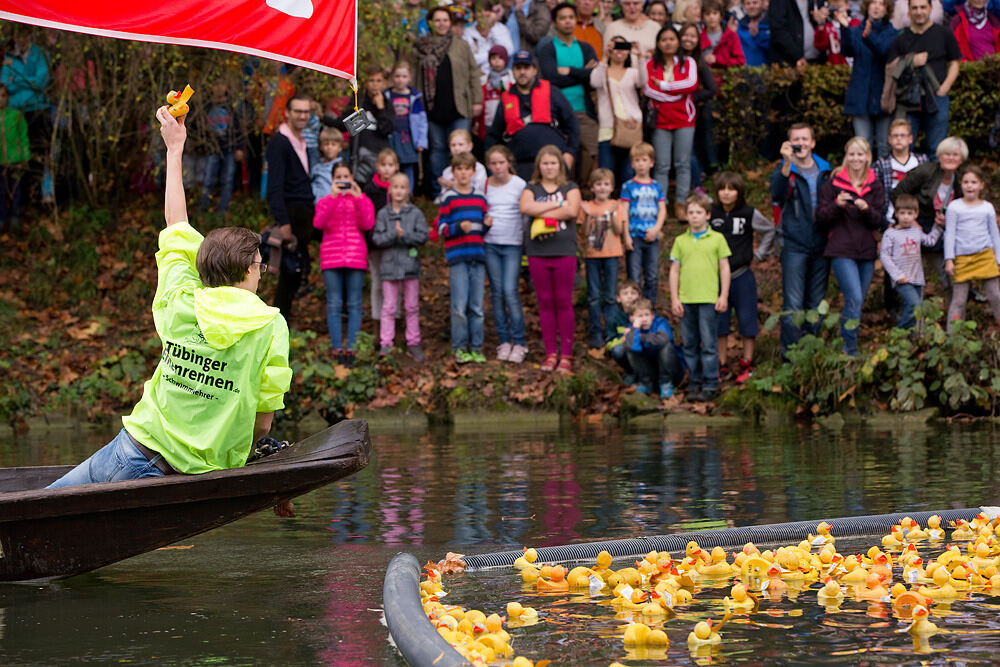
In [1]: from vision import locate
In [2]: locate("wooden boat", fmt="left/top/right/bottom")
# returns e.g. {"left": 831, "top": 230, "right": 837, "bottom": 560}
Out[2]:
{"left": 0, "top": 419, "right": 371, "bottom": 583}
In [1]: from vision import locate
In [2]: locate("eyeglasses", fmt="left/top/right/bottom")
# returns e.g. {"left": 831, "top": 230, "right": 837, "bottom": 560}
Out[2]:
{"left": 255, "top": 261, "right": 268, "bottom": 273}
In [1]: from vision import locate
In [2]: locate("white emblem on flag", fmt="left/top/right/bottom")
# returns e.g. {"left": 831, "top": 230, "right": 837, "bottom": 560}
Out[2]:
{"left": 267, "top": 0, "right": 314, "bottom": 18}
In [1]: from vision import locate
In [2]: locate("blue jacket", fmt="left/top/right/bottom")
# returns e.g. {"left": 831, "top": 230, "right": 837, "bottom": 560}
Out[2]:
{"left": 941, "top": 0, "right": 1000, "bottom": 16}
{"left": 383, "top": 86, "right": 429, "bottom": 151}
{"left": 1, "top": 45, "right": 49, "bottom": 112}
{"left": 625, "top": 315, "right": 674, "bottom": 354}
{"left": 738, "top": 13, "right": 772, "bottom": 66}
{"left": 840, "top": 20, "right": 898, "bottom": 117}
{"left": 770, "top": 155, "right": 832, "bottom": 255}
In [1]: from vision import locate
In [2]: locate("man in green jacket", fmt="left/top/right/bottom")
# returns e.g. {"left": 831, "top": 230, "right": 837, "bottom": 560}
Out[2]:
{"left": 0, "top": 83, "right": 29, "bottom": 232}
{"left": 47, "top": 106, "right": 293, "bottom": 509}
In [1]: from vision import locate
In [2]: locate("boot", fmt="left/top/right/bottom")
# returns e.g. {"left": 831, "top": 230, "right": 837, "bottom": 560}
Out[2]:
{"left": 674, "top": 202, "right": 687, "bottom": 222}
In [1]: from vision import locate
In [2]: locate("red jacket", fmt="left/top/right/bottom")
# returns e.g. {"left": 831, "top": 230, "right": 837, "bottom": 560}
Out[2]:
{"left": 644, "top": 57, "right": 699, "bottom": 130}
{"left": 950, "top": 10, "right": 1000, "bottom": 61}
{"left": 814, "top": 19, "right": 858, "bottom": 65}
{"left": 502, "top": 79, "right": 552, "bottom": 134}
{"left": 700, "top": 28, "right": 746, "bottom": 67}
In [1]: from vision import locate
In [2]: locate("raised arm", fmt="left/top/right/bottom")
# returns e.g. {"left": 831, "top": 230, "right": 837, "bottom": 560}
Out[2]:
{"left": 157, "top": 106, "right": 188, "bottom": 227}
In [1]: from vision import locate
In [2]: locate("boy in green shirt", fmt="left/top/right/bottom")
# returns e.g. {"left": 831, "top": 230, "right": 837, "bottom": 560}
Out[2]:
{"left": 669, "top": 194, "right": 731, "bottom": 402}
{"left": 0, "top": 83, "right": 29, "bottom": 232}
{"left": 47, "top": 106, "right": 293, "bottom": 516}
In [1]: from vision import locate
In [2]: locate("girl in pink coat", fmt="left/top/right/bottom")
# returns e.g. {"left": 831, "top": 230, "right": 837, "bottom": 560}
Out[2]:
{"left": 313, "top": 163, "right": 376, "bottom": 363}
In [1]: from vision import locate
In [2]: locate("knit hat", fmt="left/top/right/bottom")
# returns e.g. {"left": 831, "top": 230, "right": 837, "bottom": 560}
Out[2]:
{"left": 488, "top": 44, "right": 510, "bottom": 66}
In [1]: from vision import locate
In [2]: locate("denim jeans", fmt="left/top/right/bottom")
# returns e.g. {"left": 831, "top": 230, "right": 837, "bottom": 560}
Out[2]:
{"left": 485, "top": 243, "right": 526, "bottom": 346}
{"left": 200, "top": 151, "right": 237, "bottom": 213}
{"left": 907, "top": 95, "right": 949, "bottom": 155}
{"left": 323, "top": 268, "right": 366, "bottom": 350}
{"left": 780, "top": 250, "right": 830, "bottom": 354}
{"left": 585, "top": 257, "right": 619, "bottom": 341}
{"left": 428, "top": 117, "right": 471, "bottom": 198}
{"left": 626, "top": 237, "right": 660, "bottom": 305}
{"left": 852, "top": 115, "right": 891, "bottom": 159}
{"left": 449, "top": 261, "right": 485, "bottom": 351}
{"left": 609, "top": 342, "right": 633, "bottom": 376}
{"left": 627, "top": 343, "right": 682, "bottom": 388}
{"left": 831, "top": 257, "right": 874, "bottom": 355}
{"left": 895, "top": 282, "right": 923, "bottom": 329}
{"left": 681, "top": 303, "right": 719, "bottom": 391}
{"left": 597, "top": 140, "right": 635, "bottom": 188}
{"left": 651, "top": 126, "right": 695, "bottom": 203}
{"left": 46, "top": 429, "right": 166, "bottom": 488}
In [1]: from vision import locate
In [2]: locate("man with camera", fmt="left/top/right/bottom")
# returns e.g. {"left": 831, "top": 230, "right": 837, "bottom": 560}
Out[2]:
{"left": 887, "top": 0, "right": 961, "bottom": 154}
{"left": 770, "top": 123, "right": 833, "bottom": 356}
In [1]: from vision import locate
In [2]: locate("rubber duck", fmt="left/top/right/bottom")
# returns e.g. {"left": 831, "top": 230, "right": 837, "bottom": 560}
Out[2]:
{"left": 901, "top": 517, "right": 929, "bottom": 541}
{"left": 905, "top": 604, "right": 938, "bottom": 638}
{"left": 567, "top": 566, "right": 598, "bottom": 590}
{"left": 839, "top": 556, "right": 869, "bottom": 584}
{"left": 949, "top": 564, "right": 971, "bottom": 590}
{"left": 623, "top": 622, "right": 668, "bottom": 647}
{"left": 484, "top": 613, "right": 511, "bottom": 644}
{"left": 762, "top": 565, "right": 788, "bottom": 598}
{"left": 723, "top": 583, "right": 757, "bottom": 612}
{"left": 870, "top": 553, "right": 893, "bottom": 581}
{"left": 902, "top": 557, "right": 926, "bottom": 584}
{"left": 926, "top": 515, "right": 945, "bottom": 540}
{"left": 521, "top": 565, "right": 541, "bottom": 584}
{"left": 950, "top": 519, "right": 976, "bottom": 541}
{"left": 816, "top": 578, "right": 844, "bottom": 605}
{"left": 854, "top": 572, "right": 889, "bottom": 602}
{"left": 686, "top": 619, "right": 722, "bottom": 647}
{"left": 506, "top": 601, "right": 539, "bottom": 625}
{"left": 535, "top": 565, "right": 569, "bottom": 592}
{"left": 898, "top": 543, "right": 921, "bottom": 566}
{"left": 611, "top": 582, "right": 649, "bottom": 611}
{"left": 741, "top": 555, "right": 772, "bottom": 591}
{"left": 892, "top": 588, "right": 932, "bottom": 617}
{"left": 971, "top": 543, "right": 1000, "bottom": 572}
{"left": 592, "top": 550, "right": 614, "bottom": 580}
{"left": 970, "top": 512, "right": 991, "bottom": 532}
{"left": 882, "top": 526, "right": 905, "bottom": 549}
{"left": 917, "top": 565, "right": 959, "bottom": 599}
{"left": 615, "top": 566, "right": 642, "bottom": 588}
{"left": 685, "top": 541, "right": 711, "bottom": 564}
{"left": 697, "top": 546, "right": 733, "bottom": 577}
{"left": 514, "top": 547, "right": 538, "bottom": 570}
{"left": 809, "top": 521, "right": 836, "bottom": 546}
{"left": 988, "top": 573, "right": 1000, "bottom": 590}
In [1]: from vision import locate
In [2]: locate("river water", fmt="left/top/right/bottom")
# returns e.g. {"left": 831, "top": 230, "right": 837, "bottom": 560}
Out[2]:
{"left": 1, "top": 420, "right": 999, "bottom": 665}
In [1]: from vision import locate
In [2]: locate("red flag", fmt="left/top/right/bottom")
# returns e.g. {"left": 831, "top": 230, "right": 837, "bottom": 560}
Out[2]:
{"left": 0, "top": 0, "right": 357, "bottom": 80}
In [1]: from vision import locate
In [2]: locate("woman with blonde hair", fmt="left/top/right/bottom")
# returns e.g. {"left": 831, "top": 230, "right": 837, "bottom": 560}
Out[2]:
{"left": 816, "top": 136, "right": 886, "bottom": 355}
{"left": 519, "top": 145, "right": 582, "bottom": 373}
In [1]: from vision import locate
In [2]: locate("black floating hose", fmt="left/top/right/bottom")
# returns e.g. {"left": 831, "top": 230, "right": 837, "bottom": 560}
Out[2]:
{"left": 462, "top": 508, "right": 983, "bottom": 570}
{"left": 383, "top": 553, "right": 468, "bottom": 667}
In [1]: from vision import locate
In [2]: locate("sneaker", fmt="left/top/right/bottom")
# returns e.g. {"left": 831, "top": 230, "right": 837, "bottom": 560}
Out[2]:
{"left": 701, "top": 387, "right": 719, "bottom": 402}
{"left": 341, "top": 350, "right": 355, "bottom": 368}
{"left": 407, "top": 345, "right": 426, "bottom": 362}
{"left": 660, "top": 382, "right": 674, "bottom": 399}
{"left": 508, "top": 344, "right": 528, "bottom": 364}
{"left": 636, "top": 384, "right": 653, "bottom": 395}
{"left": 540, "top": 354, "right": 558, "bottom": 371}
{"left": 455, "top": 349, "right": 474, "bottom": 364}
{"left": 496, "top": 342, "right": 512, "bottom": 361}
{"left": 686, "top": 387, "right": 703, "bottom": 402}
{"left": 735, "top": 358, "right": 754, "bottom": 384}
{"left": 623, "top": 374, "right": 636, "bottom": 387}
{"left": 470, "top": 350, "right": 487, "bottom": 363}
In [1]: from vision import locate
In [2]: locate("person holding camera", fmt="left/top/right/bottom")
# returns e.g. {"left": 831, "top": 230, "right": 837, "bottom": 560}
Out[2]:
{"left": 886, "top": 0, "right": 962, "bottom": 154}
{"left": 770, "top": 123, "right": 833, "bottom": 356}
{"left": 816, "top": 136, "right": 886, "bottom": 356}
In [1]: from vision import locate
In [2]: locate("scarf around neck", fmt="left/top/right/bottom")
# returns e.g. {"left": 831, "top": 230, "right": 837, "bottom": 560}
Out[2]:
{"left": 416, "top": 33, "right": 453, "bottom": 110}
{"left": 964, "top": 3, "right": 988, "bottom": 29}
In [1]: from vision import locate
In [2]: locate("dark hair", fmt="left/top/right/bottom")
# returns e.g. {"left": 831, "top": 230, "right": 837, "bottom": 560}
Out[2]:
{"left": 960, "top": 164, "right": 987, "bottom": 195}
{"left": 551, "top": 1, "right": 577, "bottom": 21}
{"left": 285, "top": 92, "right": 312, "bottom": 110}
{"left": 652, "top": 25, "right": 681, "bottom": 68}
{"left": 862, "top": 0, "right": 895, "bottom": 16}
{"left": 427, "top": 5, "right": 451, "bottom": 22}
{"left": 196, "top": 227, "right": 261, "bottom": 288}
{"left": 894, "top": 193, "right": 919, "bottom": 213}
{"left": 451, "top": 151, "right": 477, "bottom": 169}
{"left": 678, "top": 22, "right": 704, "bottom": 63}
{"left": 702, "top": 0, "right": 724, "bottom": 14}
{"left": 607, "top": 37, "right": 633, "bottom": 67}
{"left": 713, "top": 171, "right": 746, "bottom": 208}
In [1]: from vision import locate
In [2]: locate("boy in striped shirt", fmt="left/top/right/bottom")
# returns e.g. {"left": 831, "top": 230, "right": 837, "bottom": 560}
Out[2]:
{"left": 436, "top": 152, "right": 493, "bottom": 363}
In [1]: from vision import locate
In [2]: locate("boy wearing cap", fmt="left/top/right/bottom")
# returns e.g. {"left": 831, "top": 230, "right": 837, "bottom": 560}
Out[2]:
{"left": 485, "top": 50, "right": 581, "bottom": 181}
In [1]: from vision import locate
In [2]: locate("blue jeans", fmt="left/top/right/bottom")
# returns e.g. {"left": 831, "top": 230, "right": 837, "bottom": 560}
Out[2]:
{"left": 780, "top": 250, "right": 830, "bottom": 354}
{"left": 428, "top": 117, "right": 471, "bottom": 198}
{"left": 651, "top": 126, "right": 695, "bottom": 202}
{"left": 852, "top": 115, "right": 891, "bottom": 159}
{"left": 831, "top": 257, "right": 874, "bottom": 355}
{"left": 485, "top": 243, "right": 526, "bottom": 346}
{"left": 895, "top": 282, "right": 923, "bottom": 329}
{"left": 597, "top": 140, "right": 635, "bottom": 187}
{"left": 46, "top": 429, "right": 166, "bottom": 488}
{"left": 626, "top": 237, "right": 660, "bottom": 305}
{"left": 585, "top": 257, "right": 619, "bottom": 341}
{"left": 907, "top": 95, "right": 949, "bottom": 155}
{"left": 449, "top": 261, "right": 485, "bottom": 351}
{"left": 681, "top": 303, "right": 719, "bottom": 391}
{"left": 323, "top": 268, "right": 365, "bottom": 350}
{"left": 200, "top": 151, "right": 236, "bottom": 214}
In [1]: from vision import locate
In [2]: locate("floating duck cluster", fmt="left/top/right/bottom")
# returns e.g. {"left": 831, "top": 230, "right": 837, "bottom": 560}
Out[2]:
{"left": 497, "top": 513, "right": 1000, "bottom": 658}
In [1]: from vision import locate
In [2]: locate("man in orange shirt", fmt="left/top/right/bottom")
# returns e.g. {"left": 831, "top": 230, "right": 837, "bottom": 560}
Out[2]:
{"left": 574, "top": 0, "right": 606, "bottom": 59}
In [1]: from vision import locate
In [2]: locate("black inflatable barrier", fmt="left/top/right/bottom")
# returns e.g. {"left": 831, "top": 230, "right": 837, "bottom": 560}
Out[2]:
{"left": 383, "top": 553, "right": 468, "bottom": 667}
{"left": 462, "top": 508, "right": 983, "bottom": 570}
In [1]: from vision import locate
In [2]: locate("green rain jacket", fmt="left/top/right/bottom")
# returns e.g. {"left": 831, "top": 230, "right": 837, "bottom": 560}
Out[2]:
{"left": 122, "top": 222, "right": 292, "bottom": 474}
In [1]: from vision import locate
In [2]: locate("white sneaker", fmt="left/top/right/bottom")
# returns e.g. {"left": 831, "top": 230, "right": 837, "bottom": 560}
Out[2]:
{"left": 508, "top": 344, "right": 528, "bottom": 364}
{"left": 496, "top": 342, "right": 512, "bottom": 361}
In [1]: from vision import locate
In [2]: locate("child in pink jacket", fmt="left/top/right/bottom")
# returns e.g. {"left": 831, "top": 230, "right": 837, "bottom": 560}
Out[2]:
{"left": 313, "top": 162, "right": 376, "bottom": 363}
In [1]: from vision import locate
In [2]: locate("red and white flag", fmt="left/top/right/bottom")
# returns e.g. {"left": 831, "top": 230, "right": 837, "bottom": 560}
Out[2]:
{"left": 0, "top": 0, "right": 358, "bottom": 80}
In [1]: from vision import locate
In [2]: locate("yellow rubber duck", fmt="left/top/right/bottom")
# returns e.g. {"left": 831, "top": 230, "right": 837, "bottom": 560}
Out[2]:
{"left": 762, "top": 565, "right": 788, "bottom": 598}
{"left": 926, "top": 515, "right": 946, "bottom": 540}
{"left": 723, "top": 583, "right": 757, "bottom": 612}
{"left": 950, "top": 519, "right": 976, "bottom": 541}
{"left": 949, "top": 564, "right": 971, "bottom": 590}
{"left": 971, "top": 542, "right": 1000, "bottom": 572}
{"left": 514, "top": 547, "right": 539, "bottom": 570}
{"left": 484, "top": 613, "right": 511, "bottom": 643}
{"left": 816, "top": 578, "right": 844, "bottom": 605}
{"left": 902, "top": 557, "right": 926, "bottom": 584}
{"left": 592, "top": 550, "right": 614, "bottom": 580}
{"left": 853, "top": 572, "right": 889, "bottom": 602}
{"left": 535, "top": 565, "right": 569, "bottom": 593}
{"left": 697, "top": 546, "right": 733, "bottom": 577}
{"left": 566, "top": 566, "right": 598, "bottom": 590}
{"left": 686, "top": 619, "right": 722, "bottom": 647}
{"left": 901, "top": 517, "right": 929, "bottom": 540}
{"left": 521, "top": 565, "right": 540, "bottom": 584}
{"left": 839, "top": 556, "right": 869, "bottom": 584}
{"left": 808, "top": 521, "right": 836, "bottom": 546}
{"left": 623, "top": 622, "right": 668, "bottom": 647}
{"left": 917, "top": 565, "right": 959, "bottom": 599}
{"left": 906, "top": 604, "right": 939, "bottom": 638}
{"left": 882, "top": 526, "right": 905, "bottom": 549}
